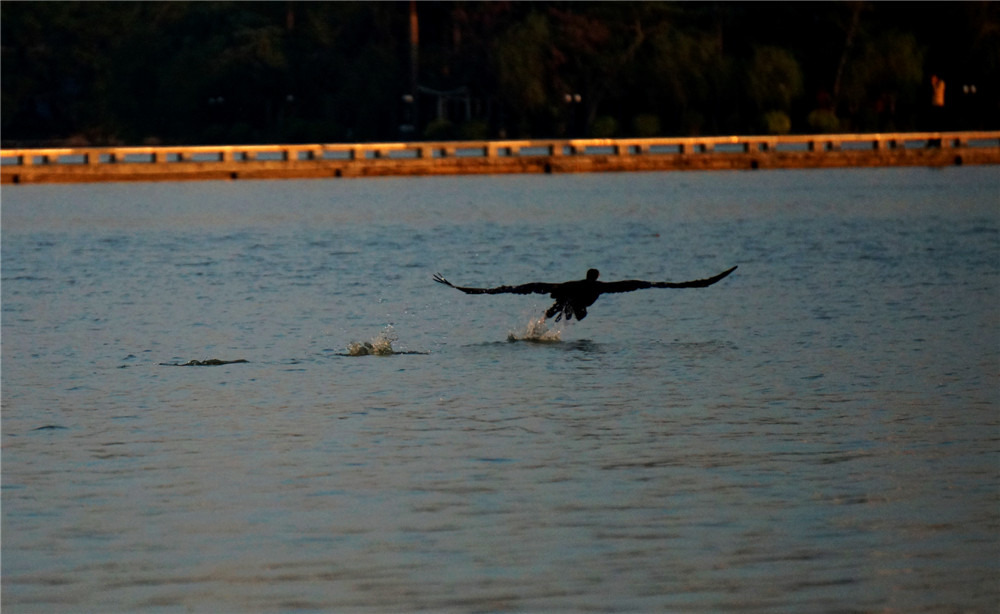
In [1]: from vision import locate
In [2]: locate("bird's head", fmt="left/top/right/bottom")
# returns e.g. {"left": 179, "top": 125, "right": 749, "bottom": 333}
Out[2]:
{"left": 586, "top": 269, "right": 599, "bottom": 281}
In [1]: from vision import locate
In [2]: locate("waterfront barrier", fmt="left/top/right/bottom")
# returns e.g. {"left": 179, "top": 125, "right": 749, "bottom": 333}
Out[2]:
{"left": 2, "top": 131, "right": 998, "bottom": 184}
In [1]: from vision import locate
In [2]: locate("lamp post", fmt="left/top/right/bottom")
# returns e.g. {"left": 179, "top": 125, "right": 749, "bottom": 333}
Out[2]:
{"left": 564, "top": 93, "right": 582, "bottom": 137}
{"left": 400, "top": 94, "right": 416, "bottom": 138}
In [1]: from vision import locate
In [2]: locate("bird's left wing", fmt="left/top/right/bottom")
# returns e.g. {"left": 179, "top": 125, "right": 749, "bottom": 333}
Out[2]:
{"left": 600, "top": 265, "right": 738, "bottom": 293}
{"left": 434, "top": 273, "right": 556, "bottom": 295}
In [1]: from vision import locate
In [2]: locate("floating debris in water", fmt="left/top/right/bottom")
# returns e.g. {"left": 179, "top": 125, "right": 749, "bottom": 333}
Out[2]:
{"left": 160, "top": 359, "right": 249, "bottom": 366}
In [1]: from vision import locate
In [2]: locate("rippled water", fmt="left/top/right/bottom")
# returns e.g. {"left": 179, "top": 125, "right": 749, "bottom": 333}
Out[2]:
{"left": 3, "top": 167, "right": 998, "bottom": 613}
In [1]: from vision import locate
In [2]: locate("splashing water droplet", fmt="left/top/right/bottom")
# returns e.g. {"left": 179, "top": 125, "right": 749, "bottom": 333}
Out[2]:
{"left": 507, "top": 315, "right": 563, "bottom": 343}
{"left": 347, "top": 325, "right": 399, "bottom": 355}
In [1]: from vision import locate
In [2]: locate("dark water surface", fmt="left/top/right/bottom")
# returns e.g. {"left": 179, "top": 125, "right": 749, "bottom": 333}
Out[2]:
{"left": 3, "top": 168, "right": 998, "bottom": 613}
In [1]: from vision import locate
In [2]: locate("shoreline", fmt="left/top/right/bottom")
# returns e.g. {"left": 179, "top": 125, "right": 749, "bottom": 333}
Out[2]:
{"left": 3, "top": 131, "right": 998, "bottom": 185}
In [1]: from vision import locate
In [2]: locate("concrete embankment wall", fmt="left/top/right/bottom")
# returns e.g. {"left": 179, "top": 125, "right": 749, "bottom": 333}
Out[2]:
{"left": 2, "top": 132, "right": 998, "bottom": 185}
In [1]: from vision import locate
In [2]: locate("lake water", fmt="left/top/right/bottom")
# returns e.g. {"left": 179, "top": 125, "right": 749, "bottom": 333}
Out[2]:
{"left": 2, "top": 167, "right": 998, "bottom": 613}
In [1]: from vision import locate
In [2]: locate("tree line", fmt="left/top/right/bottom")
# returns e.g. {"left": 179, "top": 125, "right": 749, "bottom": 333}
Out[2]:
{"left": 2, "top": 1, "right": 996, "bottom": 147}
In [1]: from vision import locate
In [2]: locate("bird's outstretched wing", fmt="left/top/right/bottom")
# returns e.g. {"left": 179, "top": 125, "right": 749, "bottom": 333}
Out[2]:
{"left": 600, "top": 265, "right": 738, "bottom": 294}
{"left": 433, "top": 273, "right": 557, "bottom": 295}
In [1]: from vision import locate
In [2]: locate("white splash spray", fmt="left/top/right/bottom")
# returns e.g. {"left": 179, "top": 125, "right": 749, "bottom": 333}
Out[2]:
{"left": 347, "top": 325, "right": 399, "bottom": 356}
{"left": 507, "top": 314, "right": 563, "bottom": 343}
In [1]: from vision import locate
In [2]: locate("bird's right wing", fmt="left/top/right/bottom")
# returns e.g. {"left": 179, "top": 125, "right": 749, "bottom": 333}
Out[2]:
{"left": 653, "top": 265, "right": 738, "bottom": 288}
{"left": 600, "top": 265, "right": 738, "bottom": 293}
{"left": 433, "top": 273, "right": 556, "bottom": 295}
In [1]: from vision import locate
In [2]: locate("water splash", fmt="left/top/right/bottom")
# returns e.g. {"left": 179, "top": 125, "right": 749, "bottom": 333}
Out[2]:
{"left": 347, "top": 325, "right": 399, "bottom": 356}
{"left": 507, "top": 315, "right": 563, "bottom": 343}
{"left": 345, "top": 326, "right": 427, "bottom": 356}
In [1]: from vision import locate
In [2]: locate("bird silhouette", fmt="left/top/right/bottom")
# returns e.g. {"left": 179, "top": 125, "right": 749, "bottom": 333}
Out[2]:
{"left": 433, "top": 266, "right": 737, "bottom": 321}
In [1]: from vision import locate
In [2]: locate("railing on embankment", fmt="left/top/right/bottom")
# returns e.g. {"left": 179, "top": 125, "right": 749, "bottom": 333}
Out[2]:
{"left": 2, "top": 131, "right": 998, "bottom": 184}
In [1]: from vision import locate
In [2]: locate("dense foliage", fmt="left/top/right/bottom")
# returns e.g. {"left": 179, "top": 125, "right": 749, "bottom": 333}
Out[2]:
{"left": 2, "top": 1, "right": 996, "bottom": 146}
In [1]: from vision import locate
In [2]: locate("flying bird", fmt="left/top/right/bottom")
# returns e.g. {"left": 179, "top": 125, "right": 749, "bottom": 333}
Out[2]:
{"left": 433, "top": 266, "right": 737, "bottom": 322}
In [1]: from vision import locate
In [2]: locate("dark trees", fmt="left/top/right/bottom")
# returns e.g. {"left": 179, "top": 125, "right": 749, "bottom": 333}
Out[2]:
{"left": 2, "top": 2, "right": 995, "bottom": 145}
